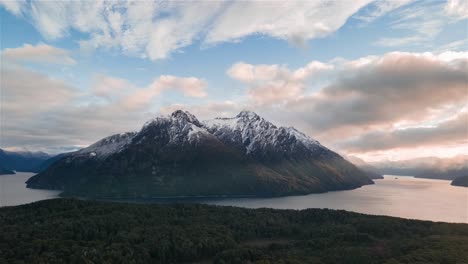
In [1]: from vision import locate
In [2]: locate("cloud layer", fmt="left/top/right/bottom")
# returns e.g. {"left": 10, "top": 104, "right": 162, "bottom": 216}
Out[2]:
{"left": 340, "top": 111, "right": 468, "bottom": 152}
{"left": 0, "top": 0, "right": 391, "bottom": 60}
{"left": 1, "top": 61, "right": 207, "bottom": 152}
{"left": 223, "top": 51, "right": 468, "bottom": 158}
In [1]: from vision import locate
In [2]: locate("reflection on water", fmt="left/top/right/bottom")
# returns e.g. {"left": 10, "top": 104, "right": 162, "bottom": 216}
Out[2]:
{"left": 202, "top": 175, "right": 468, "bottom": 223}
{"left": 0, "top": 173, "right": 466, "bottom": 223}
{"left": 0, "top": 172, "right": 60, "bottom": 207}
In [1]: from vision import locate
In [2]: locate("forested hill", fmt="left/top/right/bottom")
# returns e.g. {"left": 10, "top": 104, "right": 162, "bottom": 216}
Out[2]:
{"left": 1, "top": 199, "right": 467, "bottom": 263}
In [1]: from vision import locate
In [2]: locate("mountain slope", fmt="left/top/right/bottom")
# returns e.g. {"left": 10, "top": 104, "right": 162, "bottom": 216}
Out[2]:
{"left": 0, "top": 166, "right": 15, "bottom": 175}
{"left": 27, "top": 110, "right": 372, "bottom": 198}
{"left": 345, "top": 156, "right": 384, "bottom": 179}
{"left": 0, "top": 149, "right": 51, "bottom": 172}
{"left": 32, "top": 152, "right": 74, "bottom": 173}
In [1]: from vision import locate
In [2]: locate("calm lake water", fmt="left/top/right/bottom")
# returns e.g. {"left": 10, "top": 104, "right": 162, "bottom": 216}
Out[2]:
{"left": 0, "top": 172, "right": 61, "bottom": 207}
{"left": 0, "top": 173, "right": 466, "bottom": 223}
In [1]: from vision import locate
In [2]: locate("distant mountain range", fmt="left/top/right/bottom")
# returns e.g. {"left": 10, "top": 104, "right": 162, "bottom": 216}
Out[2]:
{"left": 0, "top": 149, "right": 51, "bottom": 174}
{"left": 370, "top": 155, "right": 468, "bottom": 180}
{"left": 344, "top": 156, "right": 383, "bottom": 179}
{"left": 27, "top": 110, "right": 373, "bottom": 198}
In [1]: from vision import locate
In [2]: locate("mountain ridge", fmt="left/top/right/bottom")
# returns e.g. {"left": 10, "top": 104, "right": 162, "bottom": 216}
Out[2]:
{"left": 0, "top": 149, "right": 51, "bottom": 172}
{"left": 27, "top": 110, "right": 373, "bottom": 198}
{"left": 370, "top": 155, "right": 468, "bottom": 179}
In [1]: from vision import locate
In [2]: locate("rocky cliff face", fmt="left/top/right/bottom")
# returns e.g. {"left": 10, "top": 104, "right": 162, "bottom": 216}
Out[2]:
{"left": 27, "top": 110, "right": 373, "bottom": 198}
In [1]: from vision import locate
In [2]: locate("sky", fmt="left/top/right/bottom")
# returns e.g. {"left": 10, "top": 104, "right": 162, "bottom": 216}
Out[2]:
{"left": 0, "top": 0, "right": 467, "bottom": 162}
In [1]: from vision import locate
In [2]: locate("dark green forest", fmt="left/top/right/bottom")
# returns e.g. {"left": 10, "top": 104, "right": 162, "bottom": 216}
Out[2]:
{"left": 1, "top": 199, "right": 467, "bottom": 264}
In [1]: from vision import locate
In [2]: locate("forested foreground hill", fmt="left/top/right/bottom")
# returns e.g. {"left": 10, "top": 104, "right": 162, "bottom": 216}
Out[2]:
{"left": 1, "top": 199, "right": 468, "bottom": 264}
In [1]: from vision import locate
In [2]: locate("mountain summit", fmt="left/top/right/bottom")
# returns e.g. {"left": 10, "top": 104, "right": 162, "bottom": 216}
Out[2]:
{"left": 27, "top": 110, "right": 373, "bottom": 198}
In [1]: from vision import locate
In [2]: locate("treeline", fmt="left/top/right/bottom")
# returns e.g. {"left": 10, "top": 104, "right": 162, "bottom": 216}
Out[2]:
{"left": 1, "top": 199, "right": 468, "bottom": 263}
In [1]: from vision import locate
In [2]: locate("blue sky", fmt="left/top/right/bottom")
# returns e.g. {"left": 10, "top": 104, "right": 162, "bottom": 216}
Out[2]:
{"left": 0, "top": 0, "right": 467, "bottom": 161}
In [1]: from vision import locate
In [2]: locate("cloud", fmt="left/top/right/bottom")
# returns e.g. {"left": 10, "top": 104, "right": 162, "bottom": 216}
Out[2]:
{"left": 121, "top": 75, "right": 207, "bottom": 110}
{"left": 445, "top": 0, "right": 468, "bottom": 19}
{"left": 0, "top": 0, "right": 381, "bottom": 60}
{"left": 91, "top": 75, "right": 135, "bottom": 100}
{"left": 1, "top": 66, "right": 78, "bottom": 118}
{"left": 224, "top": 51, "right": 468, "bottom": 158}
{"left": 159, "top": 101, "right": 241, "bottom": 120}
{"left": 1, "top": 63, "right": 207, "bottom": 152}
{"left": 0, "top": 65, "right": 89, "bottom": 151}
{"left": 1, "top": 43, "right": 76, "bottom": 65}
{"left": 205, "top": 1, "right": 374, "bottom": 44}
{"left": 227, "top": 61, "right": 333, "bottom": 105}
{"left": 339, "top": 111, "right": 468, "bottom": 152}
{"left": 354, "top": 0, "right": 414, "bottom": 22}
{"left": 437, "top": 39, "right": 468, "bottom": 52}
{"left": 0, "top": 0, "right": 25, "bottom": 16}
{"left": 282, "top": 51, "right": 467, "bottom": 133}
{"left": 374, "top": 1, "right": 453, "bottom": 47}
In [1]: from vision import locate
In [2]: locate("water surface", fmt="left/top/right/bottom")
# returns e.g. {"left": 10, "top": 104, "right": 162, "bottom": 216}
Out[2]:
{"left": 0, "top": 172, "right": 60, "bottom": 207}
{"left": 203, "top": 175, "right": 468, "bottom": 223}
{"left": 0, "top": 173, "right": 466, "bottom": 223}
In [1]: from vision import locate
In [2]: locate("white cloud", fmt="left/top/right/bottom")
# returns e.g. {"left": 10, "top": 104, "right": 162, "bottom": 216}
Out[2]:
{"left": 445, "top": 0, "right": 468, "bottom": 19}
{"left": 0, "top": 0, "right": 380, "bottom": 61}
{"left": 1, "top": 43, "right": 76, "bottom": 65}
{"left": 437, "top": 39, "right": 468, "bottom": 52}
{"left": 374, "top": 1, "right": 455, "bottom": 47}
{"left": 354, "top": 0, "right": 414, "bottom": 22}
{"left": 205, "top": 0, "right": 374, "bottom": 44}
{"left": 0, "top": 0, "right": 25, "bottom": 16}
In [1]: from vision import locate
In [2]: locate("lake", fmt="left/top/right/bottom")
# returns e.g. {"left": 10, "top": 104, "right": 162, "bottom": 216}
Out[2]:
{"left": 0, "top": 173, "right": 466, "bottom": 223}
{"left": 0, "top": 172, "right": 61, "bottom": 207}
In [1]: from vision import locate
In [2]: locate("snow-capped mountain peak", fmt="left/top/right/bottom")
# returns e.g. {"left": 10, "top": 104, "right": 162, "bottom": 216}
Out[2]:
{"left": 69, "top": 110, "right": 324, "bottom": 161}
{"left": 171, "top": 110, "right": 202, "bottom": 126}
{"left": 203, "top": 111, "right": 323, "bottom": 159}
{"left": 236, "top": 110, "right": 261, "bottom": 120}
{"left": 134, "top": 110, "right": 211, "bottom": 146}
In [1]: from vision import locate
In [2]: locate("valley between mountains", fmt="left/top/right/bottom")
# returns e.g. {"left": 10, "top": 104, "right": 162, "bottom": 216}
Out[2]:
{"left": 27, "top": 110, "right": 374, "bottom": 199}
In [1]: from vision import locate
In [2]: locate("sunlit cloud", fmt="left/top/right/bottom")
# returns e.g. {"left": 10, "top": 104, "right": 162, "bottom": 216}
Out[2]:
{"left": 225, "top": 51, "right": 468, "bottom": 159}
{"left": 1, "top": 43, "right": 76, "bottom": 65}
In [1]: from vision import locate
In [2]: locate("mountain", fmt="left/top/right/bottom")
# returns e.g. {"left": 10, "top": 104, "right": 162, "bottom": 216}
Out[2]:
{"left": 27, "top": 110, "right": 373, "bottom": 198}
{"left": 0, "top": 149, "right": 51, "bottom": 172}
{"left": 344, "top": 156, "right": 384, "bottom": 179}
{"left": 451, "top": 175, "right": 468, "bottom": 187}
{"left": 0, "top": 166, "right": 15, "bottom": 175}
{"left": 371, "top": 155, "right": 468, "bottom": 180}
{"left": 32, "top": 152, "right": 75, "bottom": 173}
{"left": 416, "top": 167, "right": 468, "bottom": 181}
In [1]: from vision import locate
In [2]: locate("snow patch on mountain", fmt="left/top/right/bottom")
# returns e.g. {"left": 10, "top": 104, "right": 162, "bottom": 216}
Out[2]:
{"left": 76, "top": 132, "right": 136, "bottom": 158}
{"left": 203, "top": 110, "right": 324, "bottom": 156}
{"left": 71, "top": 110, "right": 325, "bottom": 160}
